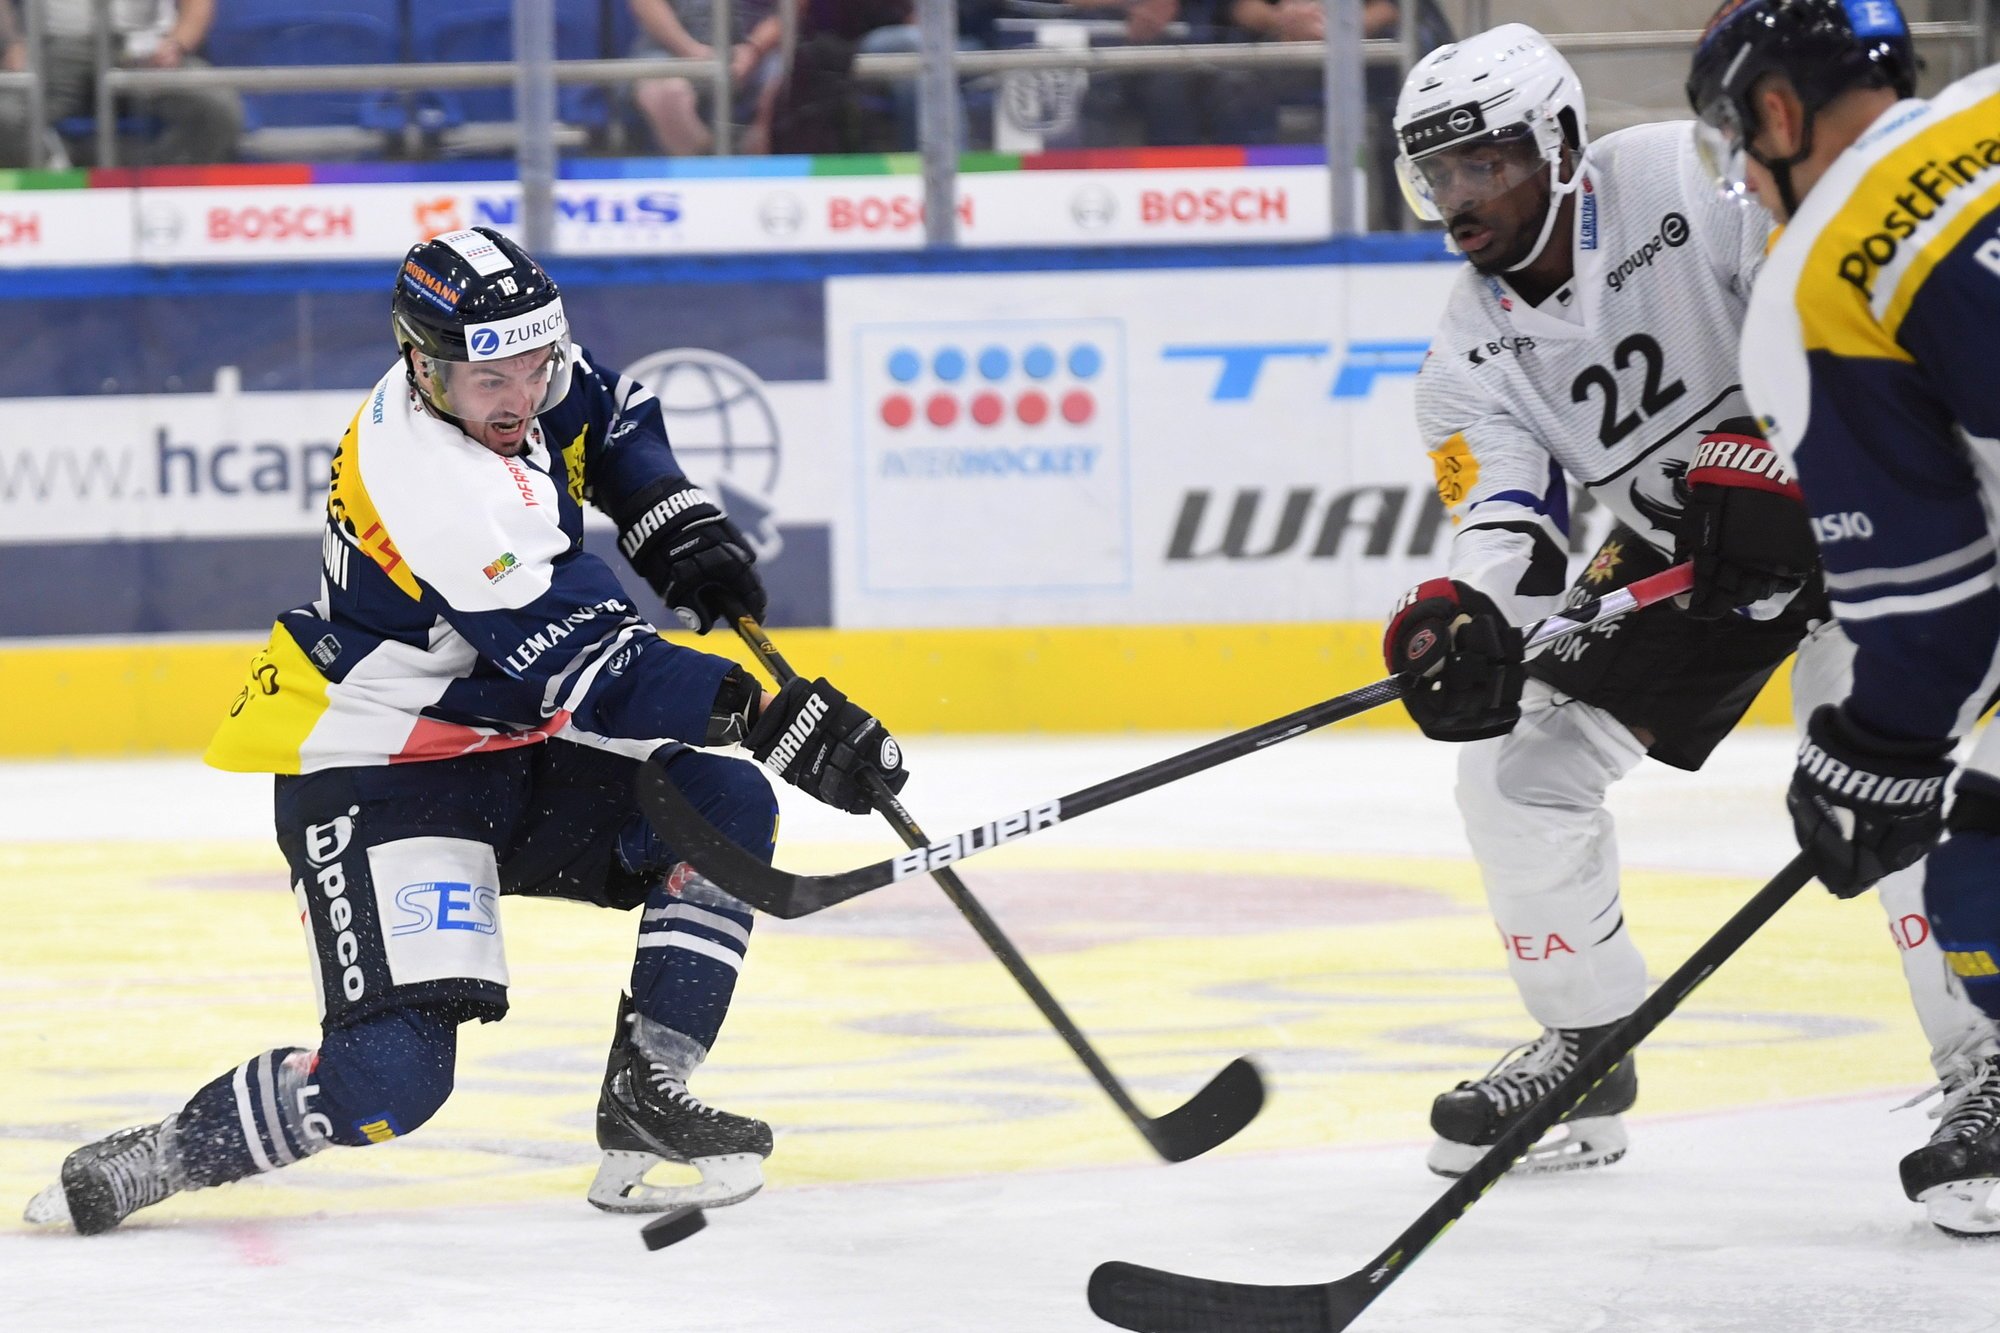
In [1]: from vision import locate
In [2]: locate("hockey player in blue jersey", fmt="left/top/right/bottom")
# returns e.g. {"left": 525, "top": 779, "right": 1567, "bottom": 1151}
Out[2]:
{"left": 1691, "top": 0, "right": 2000, "bottom": 1235}
{"left": 23, "top": 226, "right": 910, "bottom": 1235}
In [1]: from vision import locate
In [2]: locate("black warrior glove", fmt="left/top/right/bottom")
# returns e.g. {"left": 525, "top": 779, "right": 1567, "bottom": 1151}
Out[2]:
{"left": 1674, "top": 425, "right": 1817, "bottom": 620}
{"left": 747, "top": 677, "right": 909, "bottom": 815}
{"left": 1789, "top": 705, "right": 1952, "bottom": 899}
{"left": 616, "top": 477, "right": 767, "bottom": 634}
{"left": 1382, "top": 578, "right": 1526, "bottom": 743}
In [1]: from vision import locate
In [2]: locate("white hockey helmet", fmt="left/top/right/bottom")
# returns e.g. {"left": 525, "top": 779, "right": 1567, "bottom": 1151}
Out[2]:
{"left": 1393, "top": 24, "right": 1587, "bottom": 264}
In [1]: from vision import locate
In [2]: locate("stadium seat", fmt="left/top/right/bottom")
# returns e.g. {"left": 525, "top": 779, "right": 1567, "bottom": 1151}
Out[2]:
{"left": 204, "top": 0, "right": 405, "bottom": 159}
{"left": 410, "top": 0, "right": 609, "bottom": 146}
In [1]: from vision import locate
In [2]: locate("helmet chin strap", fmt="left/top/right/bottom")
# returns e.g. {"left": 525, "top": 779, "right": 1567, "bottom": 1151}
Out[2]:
{"left": 1505, "top": 152, "right": 1582, "bottom": 273}
{"left": 1748, "top": 113, "right": 1816, "bottom": 219}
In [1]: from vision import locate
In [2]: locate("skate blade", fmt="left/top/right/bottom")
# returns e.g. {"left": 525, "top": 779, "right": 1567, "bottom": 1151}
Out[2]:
{"left": 587, "top": 1150, "right": 764, "bottom": 1214}
{"left": 23, "top": 1181, "right": 71, "bottom": 1227}
{"left": 1918, "top": 1177, "right": 2000, "bottom": 1238}
{"left": 1426, "top": 1115, "right": 1630, "bottom": 1179}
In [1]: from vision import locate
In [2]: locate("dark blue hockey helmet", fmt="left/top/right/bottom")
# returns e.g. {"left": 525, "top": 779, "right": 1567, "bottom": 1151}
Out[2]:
{"left": 1687, "top": 0, "right": 1918, "bottom": 210}
{"left": 392, "top": 226, "right": 574, "bottom": 428}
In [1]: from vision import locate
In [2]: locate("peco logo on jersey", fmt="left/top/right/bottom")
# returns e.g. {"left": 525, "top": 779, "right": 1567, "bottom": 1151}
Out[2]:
{"left": 1834, "top": 142, "right": 2000, "bottom": 299}
{"left": 464, "top": 300, "right": 566, "bottom": 362}
{"left": 1605, "top": 213, "right": 1690, "bottom": 293}
{"left": 302, "top": 805, "right": 366, "bottom": 1003}
{"left": 1812, "top": 511, "right": 1876, "bottom": 543}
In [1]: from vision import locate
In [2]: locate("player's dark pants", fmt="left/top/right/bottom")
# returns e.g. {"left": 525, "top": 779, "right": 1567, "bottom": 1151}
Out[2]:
{"left": 1530, "top": 525, "right": 1826, "bottom": 770}
{"left": 170, "top": 741, "right": 775, "bottom": 1187}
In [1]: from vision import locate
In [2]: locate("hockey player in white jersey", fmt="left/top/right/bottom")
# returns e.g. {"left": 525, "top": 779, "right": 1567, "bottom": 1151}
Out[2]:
{"left": 1380, "top": 22, "right": 1995, "bottom": 1184}
{"left": 23, "top": 226, "right": 910, "bottom": 1235}
{"left": 1690, "top": 0, "right": 2000, "bottom": 1236}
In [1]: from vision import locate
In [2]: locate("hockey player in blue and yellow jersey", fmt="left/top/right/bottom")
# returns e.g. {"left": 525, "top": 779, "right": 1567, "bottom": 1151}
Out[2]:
{"left": 23, "top": 226, "right": 910, "bottom": 1235}
{"left": 1692, "top": 0, "right": 2000, "bottom": 1235}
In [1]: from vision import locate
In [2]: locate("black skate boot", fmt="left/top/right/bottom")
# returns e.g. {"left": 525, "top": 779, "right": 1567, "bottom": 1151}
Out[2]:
{"left": 587, "top": 994, "right": 772, "bottom": 1214}
{"left": 1899, "top": 1055, "right": 2000, "bottom": 1238}
{"left": 1427, "top": 1023, "right": 1637, "bottom": 1178}
{"left": 23, "top": 1118, "right": 185, "bottom": 1235}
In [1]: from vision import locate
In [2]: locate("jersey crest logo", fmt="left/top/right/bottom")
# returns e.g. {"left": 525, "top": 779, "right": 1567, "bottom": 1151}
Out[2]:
{"left": 1583, "top": 539, "right": 1624, "bottom": 585}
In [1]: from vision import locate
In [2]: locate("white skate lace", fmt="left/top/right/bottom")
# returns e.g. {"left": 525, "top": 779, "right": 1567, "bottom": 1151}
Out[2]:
{"left": 645, "top": 1063, "right": 724, "bottom": 1120}
{"left": 1470, "top": 1030, "right": 1576, "bottom": 1114}
{"left": 100, "top": 1131, "right": 172, "bottom": 1217}
{"left": 1897, "top": 1056, "right": 2000, "bottom": 1142}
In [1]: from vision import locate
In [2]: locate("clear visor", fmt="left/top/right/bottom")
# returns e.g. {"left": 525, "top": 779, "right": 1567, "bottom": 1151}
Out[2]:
{"left": 418, "top": 338, "right": 574, "bottom": 428}
{"left": 1694, "top": 97, "right": 1754, "bottom": 203}
{"left": 1396, "top": 127, "right": 1546, "bottom": 222}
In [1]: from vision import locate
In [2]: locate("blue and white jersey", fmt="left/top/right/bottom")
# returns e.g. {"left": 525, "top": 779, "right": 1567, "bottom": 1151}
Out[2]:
{"left": 206, "top": 344, "right": 736, "bottom": 774}
{"left": 1742, "top": 65, "right": 2000, "bottom": 744}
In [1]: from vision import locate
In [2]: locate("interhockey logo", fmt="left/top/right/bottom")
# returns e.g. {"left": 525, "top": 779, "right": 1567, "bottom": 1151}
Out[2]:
{"left": 875, "top": 341, "right": 1103, "bottom": 435}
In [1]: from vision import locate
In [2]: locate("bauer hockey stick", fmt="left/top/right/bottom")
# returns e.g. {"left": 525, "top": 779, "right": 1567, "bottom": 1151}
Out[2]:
{"left": 698, "top": 604, "right": 1264, "bottom": 1165}
{"left": 1085, "top": 851, "right": 1816, "bottom": 1333}
{"left": 635, "top": 563, "right": 1695, "bottom": 921}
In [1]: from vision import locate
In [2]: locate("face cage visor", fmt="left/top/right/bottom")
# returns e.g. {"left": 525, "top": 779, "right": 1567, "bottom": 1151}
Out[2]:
{"left": 417, "top": 336, "right": 575, "bottom": 429}
{"left": 1694, "top": 94, "right": 1756, "bottom": 204}
{"left": 1396, "top": 123, "right": 1550, "bottom": 223}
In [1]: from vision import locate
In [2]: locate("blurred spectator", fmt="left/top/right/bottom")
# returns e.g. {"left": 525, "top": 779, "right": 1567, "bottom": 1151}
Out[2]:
{"left": 0, "top": 0, "right": 241, "bottom": 166}
{"left": 628, "top": 0, "right": 787, "bottom": 155}
{"left": 1232, "top": 0, "right": 1451, "bottom": 223}
{"left": 853, "top": 0, "right": 991, "bottom": 152}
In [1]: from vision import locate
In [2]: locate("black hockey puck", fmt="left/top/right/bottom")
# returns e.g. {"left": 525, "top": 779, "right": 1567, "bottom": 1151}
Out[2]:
{"left": 640, "top": 1206, "right": 707, "bottom": 1251}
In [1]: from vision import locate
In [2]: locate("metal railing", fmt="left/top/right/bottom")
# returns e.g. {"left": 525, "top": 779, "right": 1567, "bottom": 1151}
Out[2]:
{"left": 7, "top": 0, "right": 1993, "bottom": 245}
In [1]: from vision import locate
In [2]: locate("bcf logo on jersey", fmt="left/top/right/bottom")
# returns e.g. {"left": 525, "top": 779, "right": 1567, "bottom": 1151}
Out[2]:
{"left": 852, "top": 319, "right": 1130, "bottom": 593}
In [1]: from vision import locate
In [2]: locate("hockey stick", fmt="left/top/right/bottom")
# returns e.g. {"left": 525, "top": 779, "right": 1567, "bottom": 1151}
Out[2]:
{"left": 634, "top": 563, "right": 1694, "bottom": 921}
{"left": 701, "top": 605, "right": 1265, "bottom": 1165}
{"left": 1085, "top": 851, "right": 1816, "bottom": 1332}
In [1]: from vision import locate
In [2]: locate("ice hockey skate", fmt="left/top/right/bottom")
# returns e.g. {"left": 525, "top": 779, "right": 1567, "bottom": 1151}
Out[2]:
{"left": 588, "top": 997, "right": 772, "bottom": 1214}
{"left": 1426, "top": 1024, "right": 1637, "bottom": 1178}
{"left": 1899, "top": 1054, "right": 2000, "bottom": 1238}
{"left": 23, "top": 1118, "right": 185, "bottom": 1235}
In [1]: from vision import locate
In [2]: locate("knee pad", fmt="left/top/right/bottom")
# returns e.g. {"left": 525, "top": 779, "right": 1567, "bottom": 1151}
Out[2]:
{"left": 1457, "top": 696, "right": 1643, "bottom": 830}
{"left": 623, "top": 750, "right": 778, "bottom": 878}
{"left": 311, "top": 1004, "right": 461, "bottom": 1147}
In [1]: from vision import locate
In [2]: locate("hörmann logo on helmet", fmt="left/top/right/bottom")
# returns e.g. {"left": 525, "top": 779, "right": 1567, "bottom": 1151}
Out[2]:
{"left": 464, "top": 299, "right": 567, "bottom": 362}
{"left": 1399, "top": 101, "right": 1488, "bottom": 157}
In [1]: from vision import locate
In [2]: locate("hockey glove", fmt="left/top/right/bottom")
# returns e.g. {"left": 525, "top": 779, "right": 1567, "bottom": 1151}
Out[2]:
{"left": 746, "top": 677, "right": 908, "bottom": 815}
{"left": 1789, "top": 704, "right": 1951, "bottom": 899}
{"left": 615, "top": 477, "right": 767, "bottom": 634}
{"left": 1674, "top": 425, "right": 1817, "bottom": 620}
{"left": 1382, "top": 578, "right": 1525, "bottom": 743}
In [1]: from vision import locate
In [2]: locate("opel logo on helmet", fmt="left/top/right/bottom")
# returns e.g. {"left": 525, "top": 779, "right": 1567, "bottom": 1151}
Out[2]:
{"left": 1447, "top": 108, "right": 1476, "bottom": 133}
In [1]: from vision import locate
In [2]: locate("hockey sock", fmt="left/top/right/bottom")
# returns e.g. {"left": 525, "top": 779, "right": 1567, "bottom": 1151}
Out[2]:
{"left": 1925, "top": 829, "right": 2000, "bottom": 1024}
{"left": 626, "top": 754, "right": 775, "bottom": 1054}
{"left": 171, "top": 1047, "right": 326, "bottom": 1189}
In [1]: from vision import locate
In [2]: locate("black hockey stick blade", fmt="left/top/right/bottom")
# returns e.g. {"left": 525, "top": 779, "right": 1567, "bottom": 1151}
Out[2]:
{"left": 639, "top": 1206, "right": 707, "bottom": 1251}
{"left": 1089, "top": 1264, "right": 1367, "bottom": 1333}
{"left": 1144, "top": 1056, "right": 1267, "bottom": 1163}
{"left": 1087, "top": 852, "right": 1815, "bottom": 1333}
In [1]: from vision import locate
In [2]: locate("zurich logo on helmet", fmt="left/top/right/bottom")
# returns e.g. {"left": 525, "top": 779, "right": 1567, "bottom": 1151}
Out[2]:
{"left": 469, "top": 328, "right": 501, "bottom": 356}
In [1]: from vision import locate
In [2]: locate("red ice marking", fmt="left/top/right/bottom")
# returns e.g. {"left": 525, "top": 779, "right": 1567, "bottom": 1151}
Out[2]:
{"left": 880, "top": 394, "right": 914, "bottom": 429}
{"left": 926, "top": 393, "right": 958, "bottom": 427}
{"left": 225, "top": 1223, "right": 284, "bottom": 1267}
{"left": 1060, "top": 390, "right": 1094, "bottom": 425}
{"left": 971, "top": 391, "right": 1003, "bottom": 426}
{"left": 1016, "top": 390, "right": 1048, "bottom": 425}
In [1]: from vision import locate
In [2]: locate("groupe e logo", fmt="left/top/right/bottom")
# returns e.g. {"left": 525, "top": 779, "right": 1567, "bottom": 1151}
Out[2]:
{"left": 877, "top": 342, "right": 1105, "bottom": 431}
